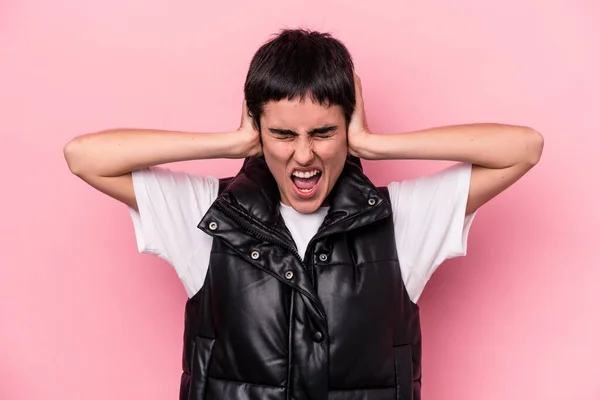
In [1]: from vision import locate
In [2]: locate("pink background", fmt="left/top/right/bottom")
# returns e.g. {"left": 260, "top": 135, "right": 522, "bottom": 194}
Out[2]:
{"left": 1, "top": 0, "right": 599, "bottom": 398}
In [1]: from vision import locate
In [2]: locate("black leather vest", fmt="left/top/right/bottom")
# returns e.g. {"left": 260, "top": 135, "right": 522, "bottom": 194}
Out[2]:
{"left": 179, "top": 157, "right": 422, "bottom": 400}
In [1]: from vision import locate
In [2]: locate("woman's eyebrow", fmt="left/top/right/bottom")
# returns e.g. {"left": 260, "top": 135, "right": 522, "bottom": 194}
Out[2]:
{"left": 268, "top": 128, "right": 297, "bottom": 135}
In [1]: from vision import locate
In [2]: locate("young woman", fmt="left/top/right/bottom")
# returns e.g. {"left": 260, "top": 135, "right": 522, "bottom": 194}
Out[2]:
{"left": 64, "top": 29, "right": 543, "bottom": 400}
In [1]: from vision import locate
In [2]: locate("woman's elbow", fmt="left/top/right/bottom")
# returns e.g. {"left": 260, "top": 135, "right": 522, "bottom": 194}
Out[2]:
{"left": 519, "top": 126, "right": 544, "bottom": 167}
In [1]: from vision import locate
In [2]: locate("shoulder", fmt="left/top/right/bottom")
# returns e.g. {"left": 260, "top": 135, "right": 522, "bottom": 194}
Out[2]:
{"left": 131, "top": 166, "right": 220, "bottom": 201}
{"left": 387, "top": 163, "right": 471, "bottom": 197}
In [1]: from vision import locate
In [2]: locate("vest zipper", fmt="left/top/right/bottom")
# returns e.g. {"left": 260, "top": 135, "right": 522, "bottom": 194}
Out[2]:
{"left": 307, "top": 244, "right": 316, "bottom": 285}
{"left": 214, "top": 200, "right": 329, "bottom": 319}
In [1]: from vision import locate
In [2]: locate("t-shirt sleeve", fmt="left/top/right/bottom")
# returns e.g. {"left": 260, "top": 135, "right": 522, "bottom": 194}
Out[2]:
{"left": 387, "top": 163, "right": 476, "bottom": 303}
{"left": 127, "top": 167, "right": 219, "bottom": 295}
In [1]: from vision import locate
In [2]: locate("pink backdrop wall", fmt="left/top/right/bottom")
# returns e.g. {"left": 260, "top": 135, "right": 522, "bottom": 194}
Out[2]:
{"left": 1, "top": 0, "right": 599, "bottom": 398}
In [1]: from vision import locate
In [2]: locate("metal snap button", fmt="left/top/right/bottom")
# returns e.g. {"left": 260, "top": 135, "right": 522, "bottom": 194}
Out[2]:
{"left": 313, "top": 331, "right": 324, "bottom": 343}
{"left": 318, "top": 253, "right": 328, "bottom": 262}
{"left": 284, "top": 270, "right": 294, "bottom": 280}
{"left": 208, "top": 222, "right": 218, "bottom": 230}
{"left": 251, "top": 251, "right": 260, "bottom": 260}
{"left": 368, "top": 198, "right": 376, "bottom": 206}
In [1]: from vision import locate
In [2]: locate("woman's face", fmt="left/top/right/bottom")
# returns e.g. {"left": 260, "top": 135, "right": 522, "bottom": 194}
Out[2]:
{"left": 260, "top": 97, "right": 348, "bottom": 214}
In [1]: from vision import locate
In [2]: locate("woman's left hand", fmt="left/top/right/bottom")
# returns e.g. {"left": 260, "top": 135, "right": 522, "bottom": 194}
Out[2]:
{"left": 347, "top": 73, "right": 373, "bottom": 158}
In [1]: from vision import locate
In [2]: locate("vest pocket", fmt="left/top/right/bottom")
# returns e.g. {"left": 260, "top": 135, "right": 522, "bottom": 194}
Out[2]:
{"left": 394, "top": 344, "right": 413, "bottom": 400}
{"left": 190, "top": 337, "right": 216, "bottom": 400}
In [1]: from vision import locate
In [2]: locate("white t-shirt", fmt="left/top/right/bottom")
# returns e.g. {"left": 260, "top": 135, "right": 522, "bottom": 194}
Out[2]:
{"left": 128, "top": 163, "right": 476, "bottom": 303}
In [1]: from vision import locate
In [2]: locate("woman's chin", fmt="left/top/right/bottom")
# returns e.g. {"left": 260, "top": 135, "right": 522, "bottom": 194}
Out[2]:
{"left": 286, "top": 188, "right": 326, "bottom": 214}
{"left": 290, "top": 200, "right": 323, "bottom": 214}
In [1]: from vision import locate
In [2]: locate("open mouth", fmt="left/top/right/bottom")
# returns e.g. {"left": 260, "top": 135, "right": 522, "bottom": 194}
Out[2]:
{"left": 291, "top": 169, "right": 322, "bottom": 196}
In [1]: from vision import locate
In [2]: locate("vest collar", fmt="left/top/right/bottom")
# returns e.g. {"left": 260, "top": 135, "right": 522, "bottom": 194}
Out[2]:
{"left": 197, "top": 156, "right": 392, "bottom": 312}
{"left": 201, "top": 156, "right": 391, "bottom": 245}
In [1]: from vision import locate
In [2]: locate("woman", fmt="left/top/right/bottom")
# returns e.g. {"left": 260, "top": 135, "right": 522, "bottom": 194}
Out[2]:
{"left": 64, "top": 29, "right": 543, "bottom": 400}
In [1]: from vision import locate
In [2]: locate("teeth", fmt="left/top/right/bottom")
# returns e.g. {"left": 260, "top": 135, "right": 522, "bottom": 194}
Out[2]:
{"left": 292, "top": 170, "right": 320, "bottom": 179}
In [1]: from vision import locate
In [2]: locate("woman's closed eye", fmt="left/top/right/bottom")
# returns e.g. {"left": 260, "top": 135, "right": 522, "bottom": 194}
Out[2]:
{"left": 310, "top": 126, "right": 338, "bottom": 139}
{"left": 268, "top": 128, "right": 297, "bottom": 140}
{"left": 312, "top": 131, "right": 335, "bottom": 139}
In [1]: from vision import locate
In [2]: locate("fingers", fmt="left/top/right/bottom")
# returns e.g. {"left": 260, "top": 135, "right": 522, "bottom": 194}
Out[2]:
{"left": 240, "top": 99, "right": 246, "bottom": 124}
{"left": 350, "top": 72, "right": 368, "bottom": 132}
{"left": 353, "top": 72, "right": 363, "bottom": 103}
{"left": 353, "top": 72, "right": 361, "bottom": 89}
{"left": 241, "top": 99, "right": 252, "bottom": 127}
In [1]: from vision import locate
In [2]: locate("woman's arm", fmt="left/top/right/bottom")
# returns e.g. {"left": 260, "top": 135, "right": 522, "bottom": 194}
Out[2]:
{"left": 348, "top": 75, "right": 544, "bottom": 215}
{"left": 63, "top": 102, "right": 260, "bottom": 210}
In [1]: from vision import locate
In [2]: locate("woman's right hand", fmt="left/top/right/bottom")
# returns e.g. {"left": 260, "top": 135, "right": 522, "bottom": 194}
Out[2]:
{"left": 237, "top": 100, "right": 262, "bottom": 157}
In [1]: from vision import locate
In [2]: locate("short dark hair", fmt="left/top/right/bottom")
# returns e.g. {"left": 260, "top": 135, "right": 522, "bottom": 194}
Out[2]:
{"left": 244, "top": 29, "right": 355, "bottom": 131}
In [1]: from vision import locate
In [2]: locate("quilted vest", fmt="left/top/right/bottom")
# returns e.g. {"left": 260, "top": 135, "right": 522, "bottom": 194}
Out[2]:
{"left": 179, "top": 156, "right": 422, "bottom": 400}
